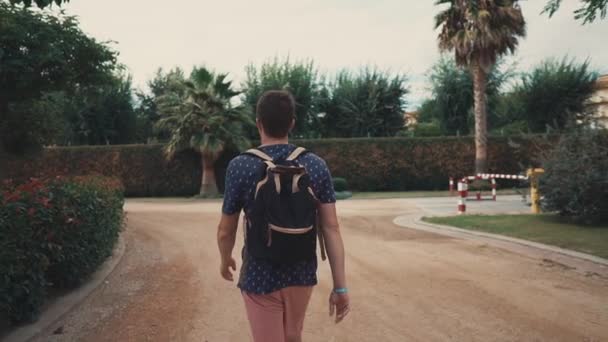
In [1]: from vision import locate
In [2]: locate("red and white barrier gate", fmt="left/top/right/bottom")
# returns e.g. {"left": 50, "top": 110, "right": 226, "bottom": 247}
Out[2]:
{"left": 453, "top": 173, "right": 528, "bottom": 214}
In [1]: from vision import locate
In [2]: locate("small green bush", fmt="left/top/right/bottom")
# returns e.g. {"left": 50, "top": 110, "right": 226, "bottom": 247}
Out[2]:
{"left": 540, "top": 131, "right": 608, "bottom": 224}
{"left": 335, "top": 191, "right": 353, "bottom": 200}
{"left": 333, "top": 177, "right": 348, "bottom": 192}
{"left": 413, "top": 122, "right": 442, "bottom": 137}
{"left": 0, "top": 176, "right": 124, "bottom": 324}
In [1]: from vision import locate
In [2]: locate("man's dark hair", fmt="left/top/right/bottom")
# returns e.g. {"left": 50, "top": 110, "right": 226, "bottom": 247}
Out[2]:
{"left": 256, "top": 90, "right": 295, "bottom": 138}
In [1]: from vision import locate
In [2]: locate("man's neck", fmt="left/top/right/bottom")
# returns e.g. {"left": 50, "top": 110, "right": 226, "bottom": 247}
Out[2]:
{"left": 259, "top": 136, "right": 289, "bottom": 147}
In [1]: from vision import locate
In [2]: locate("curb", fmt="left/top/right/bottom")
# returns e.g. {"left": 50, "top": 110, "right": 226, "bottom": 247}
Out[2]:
{"left": 3, "top": 233, "right": 128, "bottom": 342}
{"left": 393, "top": 215, "right": 608, "bottom": 267}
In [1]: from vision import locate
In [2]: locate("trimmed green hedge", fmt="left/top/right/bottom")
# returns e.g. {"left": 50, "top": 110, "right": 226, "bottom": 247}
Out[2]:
{"left": 3, "top": 144, "right": 236, "bottom": 197}
{"left": 4, "top": 136, "right": 554, "bottom": 195}
{"left": 297, "top": 136, "right": 550, "bottom": 191}
{"left": 0, "top": 176, "right": 124, "bottom": 324}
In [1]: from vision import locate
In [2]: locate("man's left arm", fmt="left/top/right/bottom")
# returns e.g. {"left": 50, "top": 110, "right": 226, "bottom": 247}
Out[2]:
{"left": 217, "top": 213, "right": 239, "bottom": 281}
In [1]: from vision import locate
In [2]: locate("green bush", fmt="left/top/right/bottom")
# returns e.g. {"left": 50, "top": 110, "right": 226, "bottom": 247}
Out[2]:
{"left": 335, "top": 191, "right": 353, "bottom": 200}
{"left": 540, "top": 131, "right": 608, "bottom": 224}
{"left": 0, "top": 176, "right": 124, "bottom": 324}
{"left": 412, "top": 122, "right": 443, "bottom": 137}
{"left": 333, "top": 177, "right": 348, "bottom": 192}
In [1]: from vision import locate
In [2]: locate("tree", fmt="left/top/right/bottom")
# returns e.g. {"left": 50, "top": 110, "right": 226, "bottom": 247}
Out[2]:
{"left": 156, "top": 67, "right": 253, "bottom": 196}
{"left": 435, "top": 0, "right": 526, "bottom": 173}
{"left": 243, "top": 57, "right": 322, "bottom": 138}
{"left": 0, "top": 3, "right": 116, "bottom": 153}
{"left": 134, "top": 67, "right": 187, "bottom": 143}
{"left": 59, "top": 73, "right": 137, "bottom": 146}
{"left": 543, "top": 0, "right": 608, "bottom": 24}
{"left": 419, "top": 56, "right": 513, "bottom": 135}
{"left": 320, "top": 68, "right": 408, "bottom": 138}
{"left": 501, "top": 58, "right": 598, "bottom": 132}
{"left": 8, "top": 0, "right": 68, "bottom": 8}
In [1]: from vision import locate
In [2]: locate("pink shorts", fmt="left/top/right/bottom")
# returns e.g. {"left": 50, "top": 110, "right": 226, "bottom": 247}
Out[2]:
{"left": 242, "top": 286, "right": 314, "bottom": 342}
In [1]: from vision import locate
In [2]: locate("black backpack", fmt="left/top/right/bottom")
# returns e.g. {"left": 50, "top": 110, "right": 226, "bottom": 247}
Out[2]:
{"left": 243, "top": 147, "right": 326, "bottom": 264}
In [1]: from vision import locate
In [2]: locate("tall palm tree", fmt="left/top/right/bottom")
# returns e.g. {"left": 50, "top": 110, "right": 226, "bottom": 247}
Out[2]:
{"left": 435, "top": 0, "right": 526, "bottom": 173}
{"left": 156, "top": 67, "right": 253, "bottom": 195}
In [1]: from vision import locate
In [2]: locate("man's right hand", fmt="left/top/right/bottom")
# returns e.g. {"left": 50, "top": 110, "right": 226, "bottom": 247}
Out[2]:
{"left": 329, "top": 291, "right": 350, "bottom": 323}
{"left": 220, "top": 257, "right": 237, "bottom": 281}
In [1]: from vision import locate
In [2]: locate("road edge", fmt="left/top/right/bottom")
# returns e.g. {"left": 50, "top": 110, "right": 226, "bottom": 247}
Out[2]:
{"left": 393, "top": 215, "right": 608, "bottom": 267}
{"left": 3, "top": 232, "right": 128, "bottom": 342}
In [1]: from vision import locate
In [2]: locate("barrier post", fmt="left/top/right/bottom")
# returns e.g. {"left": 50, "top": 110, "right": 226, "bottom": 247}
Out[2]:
{"left": 527, "top": 168, "right": 545, "bottom": 214}
{"left": 449, "top": 177, "right": 454, "bottom": 196}
{"left": 491, "top": 178, "right": 497, "bottom": 201}
{"left": 457, "top": 180, "right": 467, "bottom": 214}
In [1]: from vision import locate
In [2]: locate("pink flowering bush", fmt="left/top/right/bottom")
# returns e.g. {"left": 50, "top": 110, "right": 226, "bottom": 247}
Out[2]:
{"left": 0, "top": 176, "right": 124, "bottom": 324}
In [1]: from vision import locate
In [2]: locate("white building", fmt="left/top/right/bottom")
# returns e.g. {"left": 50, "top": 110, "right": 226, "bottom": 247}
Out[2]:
{"left": 588, "top": 74, "right": 608, "bottom": 128}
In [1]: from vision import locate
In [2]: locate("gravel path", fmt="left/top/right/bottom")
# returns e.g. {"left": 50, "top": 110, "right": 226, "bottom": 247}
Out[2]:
{"left": 32, "top": 199, "right": 608, "bottom": 342}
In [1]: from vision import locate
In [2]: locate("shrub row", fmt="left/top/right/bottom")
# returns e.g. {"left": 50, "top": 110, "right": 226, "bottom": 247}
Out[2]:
{"left": 0, "top": 176, "right": 124, "bottom": 324}
{"left": 3, "top": 136, "right": 555, "bottom": 195}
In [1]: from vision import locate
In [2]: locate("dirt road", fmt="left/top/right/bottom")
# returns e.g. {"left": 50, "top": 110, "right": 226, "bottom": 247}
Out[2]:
{"left": 33, "top": 199, "right": 608, "bottom": 342}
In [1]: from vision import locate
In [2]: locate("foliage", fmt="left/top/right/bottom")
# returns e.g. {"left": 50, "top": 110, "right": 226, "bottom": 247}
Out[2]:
{"left": 411, "top": 122, "right": 443, "bottom": 137}
{"left": 4, "top": 135, "right": 559, "bottom": 194}
{"left": 543, "top": 0, "right": 608, "bottom": 24}
{"left": 320, "top": 68, "right": 408, "bottom": 138}
{"left": 419, "top": 56, "right": 514, "bottom": 135}
{"left": 134, "top": 67, "right": 187, "bottom": 143}
{"left": 58, "top": 73, "right": 138, "bottom": 146}
{"left": 156, "top": 66, "right": 252, "bottom": 195}
{"left": 8, "top": 0, "right": 68, "bottom": 8}
{"left": 2, "top": 92, "right": 67, "bottom": 153}
{"left": 300, "top": 136, "right": 549, "bottom": 191}
{"left": 333, "top": 177, "right": 348, "bottom": 192}
{"left": 333, "top": 177, "right": 351, "bottom": 200}
{"left": 0, "top": 2, "right": 117, "bottom": 153}
{"left": 435, "top": 0, "right": 526, "bottom": 71}
{"left": 156, "top": 66, "right": 252, "bottom": 158}
{"left": 243, "top": 57, "right": 322, "bottom": 138}
{"left": 3, "top": 144, "right": 211, "bottom": 197}
{"left": 540, "top": 131, "right": 608, "bottom": 224}
{"left": 502, "top": 58, "right": 598, "bottom": 133}
{"left": 0, "top": 176, "right": 123, "bottom": 324}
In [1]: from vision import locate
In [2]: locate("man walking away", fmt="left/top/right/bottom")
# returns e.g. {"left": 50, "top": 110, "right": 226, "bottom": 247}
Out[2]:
{"left": 217, "top": 90, "right": 349, "bottom": 342}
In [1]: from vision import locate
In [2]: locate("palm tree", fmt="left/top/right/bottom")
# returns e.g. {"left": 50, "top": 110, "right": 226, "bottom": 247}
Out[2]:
{"left": 156, "top": 67, "right": 253, "bottom": 196}
{"left": 435, "top": 0, "right": 526, "bottom": 173}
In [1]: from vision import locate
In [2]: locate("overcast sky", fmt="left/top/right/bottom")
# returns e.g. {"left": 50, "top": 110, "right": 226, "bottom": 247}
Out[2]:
{"left": 61, "top": 0, "right": 608, "bottom": 109}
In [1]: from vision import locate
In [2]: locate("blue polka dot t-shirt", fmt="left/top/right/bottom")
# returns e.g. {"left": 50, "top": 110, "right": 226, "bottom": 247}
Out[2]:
{"left": 222, "top": 144, "right": 336, "bottom": 294}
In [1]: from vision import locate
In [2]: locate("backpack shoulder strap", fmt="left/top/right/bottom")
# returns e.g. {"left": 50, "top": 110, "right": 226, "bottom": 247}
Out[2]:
{"left": 244, "top": 148, "right": 273, "bottom": 161}
{"left": 244, "top": 148, "right": 276, "bottom": 168}
{"left": 286, "top": 147, "right": 307, "bottom": 161}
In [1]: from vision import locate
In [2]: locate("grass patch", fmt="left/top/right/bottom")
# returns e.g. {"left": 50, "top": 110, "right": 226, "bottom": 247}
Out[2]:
{"left": 423, "top": 214, "right": 608, "bottom": 259}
